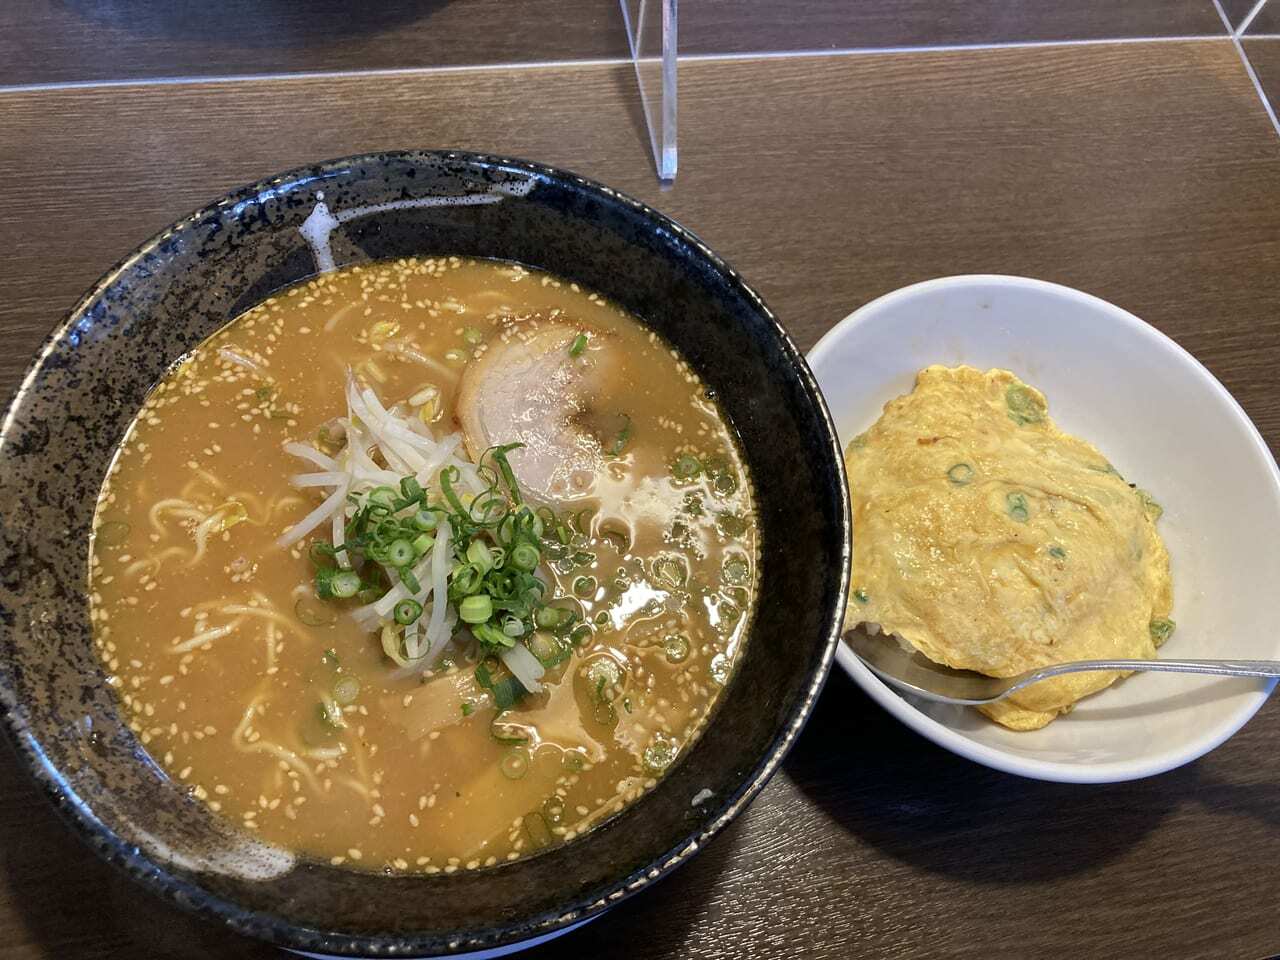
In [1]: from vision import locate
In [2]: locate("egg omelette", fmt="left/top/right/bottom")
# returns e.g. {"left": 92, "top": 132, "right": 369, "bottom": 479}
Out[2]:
{"left": 844, "top": 365, "right": 1174, "bottom": 730}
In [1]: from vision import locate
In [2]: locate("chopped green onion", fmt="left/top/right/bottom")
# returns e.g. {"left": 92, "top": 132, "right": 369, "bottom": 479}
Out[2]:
{"left": 500, "top": 748, "right": 530, "bottom": 780}
{"left": 1006, "top": 492, "right": 1030, "bottom": 523}
{"left": 333, "top": 675, "right": 360, "bottom": 705}
{"left": 463, "top": 326, "right": 484, "bottom": 345}
{"left": 1136, "top": 489, "right": 1164, "bottom": 520}
{"left": 451, "top": 562, "right": 482, "bottom": 595}
{"left": 584, "top": 657, "right": 623, "bottom": 703}
{"left": 467, "top": 538, "right": 494, "bottom": 574}
{"left": 501, "top": 616, "right": 525, "bottom": 638}
{"left": 663, "top": 634, "right": 690, "bottom": 664}
{"left": 569, "top": 333, "right": 588, "bottom": 357}
{"left": 672, "top": 454, "right": 702, "bottom": 480}
{"left": 536, "top": 606, "right": 570, "bottom": 630}
{"left": 411, "top": 508, "right": 438, "bottom": 532}
{"left": 653, "top": 556, "right": 687, "bottom": 588}
{"left": 711, "top": 469, "right": 738, "bottom": 496}
{"left": 1149, "top": 618, "right": 1176, "bottom": 644}
{"left": 486, "top": 444, "right": 525, "bottom": 506}
{"left": 438, "top": 465, "right": 467, "bottom": 515}
{"left": 400, "top": 476, "right": 424, "bottom": 502}
{"left": 523, "top": 811, "right": 553, "bottom": 848}
{"left": 386, "top": 538, "right": 415, "bottom": 566}
{"left": 322, "top": 648, "right": 339, "bottom": 666}
{"left": 643, "top": 736, "right": 678, "bottom": 773}
{"left": 947, "top": 463, "right": 974, "bottom": 485}
{"left": 412, "top": 532, "right": 435, "bottom": 556}
{"left": 368, "top": 485, "right": 398, "bottom": 509}
{"left": 308, "top": 541, "right": 336, "bottom": 566}
{"left": 571, "top": 507, "right": 594, "bottom": 536}
{"left": 1048, "top": 545, "right": 1067, "bottom": 559}
{"left": 573, "top": 576, "right": 597, "bottom": 598}
{"left": 330, "top": 570, "right": 361, "bottom": 599}
{"left": 461, "top": 701, "right": 475, "bottom": 717}
{"left": 490, "top": 717, "right": 528, "bottom": 744}
{"left": 295, "top": 597, "right": 337, "bottom": 627}
{"left": 510, "top": 541, "right": 540, "bottom": 571}
{"left": 528, "top": 632, "right": 564, "bottom": 666}
{"left": 394, "top": 599, "right": 423, "bottom": 625}
{"left": 316, "top": 423, "right": 346, "bottom": 456}
{"left": 490, "top": 678, "right": 527, "bottom": 713}
{"left": 399, "top": 565, "right": 421, "bottom": 594}
{"left": 723, "top": 555, "right": 749, "bottom": 586}
{"left": 473, "top": 620, "right": 515, "bottom": 649}
{"left": 853, "top": 587, "right": 869, "bottom": 604}
{"left": 593, "top": 702, "right": 618, "bottom": 727}
{"left": 717, "top": 512, "right": 748, "bottom": 537}
{"left": 1006, "top": 383, "right": 1046, "bottom": 426}
{"left": 609, "top": 415, "right": 632, "bottom": 456}
{"left": 459, "top": 594, "right": 494, "bottom": 624}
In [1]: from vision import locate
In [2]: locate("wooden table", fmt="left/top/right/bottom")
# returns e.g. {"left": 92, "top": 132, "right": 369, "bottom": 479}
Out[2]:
{"left": 3, "top": 3, "right": 1280, "bottom": 958}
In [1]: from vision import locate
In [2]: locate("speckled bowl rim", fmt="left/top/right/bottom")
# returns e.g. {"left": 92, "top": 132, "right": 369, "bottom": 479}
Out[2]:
{"left": 0, "top": 151, "right": 851, "bottom": 956}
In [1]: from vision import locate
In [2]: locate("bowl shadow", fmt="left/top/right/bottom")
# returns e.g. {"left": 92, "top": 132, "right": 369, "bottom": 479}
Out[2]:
{"left": 521, "top": 821, "right": 737, "bottom": 958}
{"left": 53, "top": 0, "right": 448, "bottom": 47}
{"left": 782, "top": 670, "right": 1192, "bottom": 885}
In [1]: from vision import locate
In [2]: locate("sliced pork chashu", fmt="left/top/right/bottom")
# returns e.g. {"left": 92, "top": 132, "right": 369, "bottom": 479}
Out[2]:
{"left": 456, "top": 320, "right": 616, "bottom": 500}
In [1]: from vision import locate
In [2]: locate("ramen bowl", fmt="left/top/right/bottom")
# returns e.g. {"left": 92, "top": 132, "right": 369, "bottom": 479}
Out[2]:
{"left": 0, "top": 152, "right": 849, "bottom": 956}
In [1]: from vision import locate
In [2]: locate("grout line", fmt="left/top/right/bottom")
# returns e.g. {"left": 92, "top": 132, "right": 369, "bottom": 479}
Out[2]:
{"left": 0, "top": 34, "right": 1230, "bottom": 95}
{"left": 0, "top": 56, "right": 636, "bottom": 95}
{"left": 680, "top": 34, "right": 1226, "bottom": 63}
{"left": 1236, "top": 0, "right": 1269, "bottom": 37}
{"left": 1214, "top": 0, "right": 1280, "bottom": 138}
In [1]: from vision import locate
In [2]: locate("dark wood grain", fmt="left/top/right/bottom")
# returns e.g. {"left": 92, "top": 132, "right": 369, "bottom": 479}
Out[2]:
{"left": 1220, "top": 0, "right": 1263, "bottom": 31}
{"left": 0, "top": 0, "right": 1227, "bottom": 88}
{"left": 0, "top": 0, "right": 630, "bottom": 88}
{"left": 3, "top": 39, "right": 1280, "bottom": 960}
{"left": 1243, "top": 2, "right": 1280, "bottom": 33}
{"left": 683, "top": 0, "right": 1226, "bottom": 55}
{"left": 1245, "top": 40, "right": 1280, "bottom": 116}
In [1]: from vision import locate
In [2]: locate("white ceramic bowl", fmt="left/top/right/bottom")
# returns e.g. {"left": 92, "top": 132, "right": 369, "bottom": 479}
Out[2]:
{"left": 808, "top": 275, "right": 1280, "bottom": 783}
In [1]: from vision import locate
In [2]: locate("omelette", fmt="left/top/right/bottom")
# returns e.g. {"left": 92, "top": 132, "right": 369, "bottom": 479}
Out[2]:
{"left": 844, "top": 365, "right": 1174, "bottom": 730}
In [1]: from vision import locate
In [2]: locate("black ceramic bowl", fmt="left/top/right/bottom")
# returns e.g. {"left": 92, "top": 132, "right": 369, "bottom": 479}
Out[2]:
{"left": 0, "top": 151, "right": 849, "bottom": 956}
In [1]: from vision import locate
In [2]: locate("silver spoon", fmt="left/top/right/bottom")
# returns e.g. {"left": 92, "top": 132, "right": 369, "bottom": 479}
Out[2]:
{"left": 845, "top": 629, "right": 1280, "bottom": 706}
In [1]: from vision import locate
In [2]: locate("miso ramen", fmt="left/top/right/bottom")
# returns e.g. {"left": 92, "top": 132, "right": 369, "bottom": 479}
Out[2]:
{"left": 89, "top": 257, "right": 758, "bottom": 872}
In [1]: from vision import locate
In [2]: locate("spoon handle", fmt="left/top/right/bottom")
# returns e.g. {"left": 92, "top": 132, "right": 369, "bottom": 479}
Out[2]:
{"left": 1016, "top": 658, "right": 1280, "bottom": 688}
